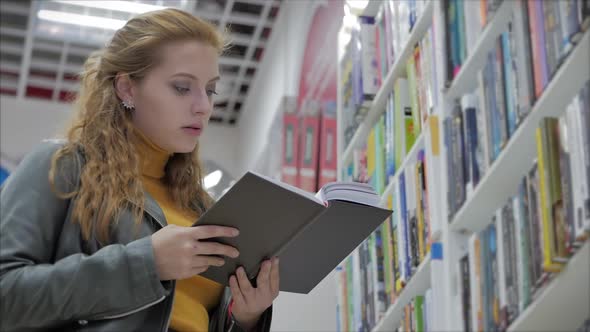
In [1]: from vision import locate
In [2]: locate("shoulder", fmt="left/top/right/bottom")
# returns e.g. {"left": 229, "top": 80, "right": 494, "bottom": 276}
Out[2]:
{"left": 2, "top": 139, "right": 84, "bottom": 193}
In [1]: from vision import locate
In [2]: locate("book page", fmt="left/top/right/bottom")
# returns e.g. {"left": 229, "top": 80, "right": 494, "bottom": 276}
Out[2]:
{"left": 320, "top": 182, "right": 381, "bottom": 207}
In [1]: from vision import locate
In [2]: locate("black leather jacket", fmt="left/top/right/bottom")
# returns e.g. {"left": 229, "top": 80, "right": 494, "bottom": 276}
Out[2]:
{"left": 0, "top": 141, "right": 272, "bottom": 332}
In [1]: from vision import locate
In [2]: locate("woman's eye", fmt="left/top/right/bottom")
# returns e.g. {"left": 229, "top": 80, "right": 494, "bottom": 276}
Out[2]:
{"left": 206, "top": 89, "right": 218, "bottom": 97}
{"left": 174, "top": 85, "right": 190, "bottom": 95}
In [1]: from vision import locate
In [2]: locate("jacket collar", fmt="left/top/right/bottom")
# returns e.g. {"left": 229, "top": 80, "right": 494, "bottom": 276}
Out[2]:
{"left": 143, "top": 190, "right": 168, "bottom": 228}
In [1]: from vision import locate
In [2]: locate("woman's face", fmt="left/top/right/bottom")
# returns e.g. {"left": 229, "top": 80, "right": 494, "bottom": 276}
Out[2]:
{"left": 121, "top": 40, "right": 220, "bottom": 153}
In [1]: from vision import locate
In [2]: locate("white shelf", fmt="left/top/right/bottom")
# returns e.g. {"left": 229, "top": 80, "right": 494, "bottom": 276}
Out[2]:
{"left": 372, "top": 255, "right": 432, "bottom": 332}
{"left": 360, "top": 0, "right": 381, "bottom": 17}
{"left": 340, "top": 0, "right": 434, "bottom": 168}
{"left": 443, "top": 0, "right": 515, "bottom": 101}
{"left": 450, "top": 29, "right": 590, "bottom": 233}
{"left": 507, "top": 241, "right": 590, "bottom": 332}
{"left": 379, "top": 133, "right": 426, "bottom": 207}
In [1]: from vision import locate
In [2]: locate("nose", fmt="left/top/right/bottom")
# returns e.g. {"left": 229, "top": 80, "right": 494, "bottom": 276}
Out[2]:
{"left": 190, "top": 88, "right": 212, "bottom": 115}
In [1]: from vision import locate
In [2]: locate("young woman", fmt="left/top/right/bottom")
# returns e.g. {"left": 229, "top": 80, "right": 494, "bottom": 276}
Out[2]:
{"left": 0, "top": 8, "right": 278, "bottom": 332}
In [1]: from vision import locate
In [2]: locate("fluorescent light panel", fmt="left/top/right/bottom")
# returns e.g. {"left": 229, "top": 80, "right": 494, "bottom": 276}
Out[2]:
{"left": 37, "top": 9, "right": 127, "bottom": 30}
{"left": 204, "top": 170, "right": 223, "bottom": 189}
{"left": 51, "top": 0, "right": 166, "bottom": 14}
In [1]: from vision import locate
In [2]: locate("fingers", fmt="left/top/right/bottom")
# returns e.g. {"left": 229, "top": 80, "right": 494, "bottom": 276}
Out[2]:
{"left": 192, "top": 265, "right": 209, "bottom": 275}
{"left": 195, "top": 241, "right": 239, "bottom": 258}
{"left": 256, "top": 260, "right": 272, "bottom": 290}
{"left": 236, "top": 266, "right": 255, "bottom": 298}
{"left": 229, "top": 275, "right": 246, "bottom": 306}
{"left": 192, "top": 225, "right": 239, "bottom": 240}
{"left": 270, "top": 257, "right": 280, "bottom": 296}
{"left": 193, "top": 255, "right": 225, "bottom": 269}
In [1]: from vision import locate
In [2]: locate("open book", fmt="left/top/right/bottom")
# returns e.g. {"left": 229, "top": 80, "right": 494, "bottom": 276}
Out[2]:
{"left": 195, "top": 171, "right": 391, "bottom": 294}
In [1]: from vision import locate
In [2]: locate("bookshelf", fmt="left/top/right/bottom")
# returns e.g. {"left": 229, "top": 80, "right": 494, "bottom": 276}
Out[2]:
{"left": 335, "top": 0, "right": 590, "bottom": 331}
{"left": 507, "top": 241, "right": 590, "bottom": 332}
{"left": 379, "top": 133, "right": 425, "bottom": 207}
{"left": 371, "top": 255, "right": 432, "bottom": 332}
{"left": 340, "top": 0, "right": 434, "bottom": 169}
{"left": 360, "top": 0, "right": 381, "bottom": 18}
{"left": 444, "top": 0, "right": 515, "bottom": 100}
{"left": 450, "top": 29, "right": 590, "bottom": 233}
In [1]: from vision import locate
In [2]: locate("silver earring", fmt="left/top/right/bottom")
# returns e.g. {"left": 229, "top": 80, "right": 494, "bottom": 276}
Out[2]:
{"left": 121, "top": 100, "right": 135, "bottom": 111}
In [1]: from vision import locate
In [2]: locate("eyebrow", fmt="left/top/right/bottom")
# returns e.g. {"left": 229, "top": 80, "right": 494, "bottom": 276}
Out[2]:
{"left": 171, "top": 72, "right": 220, "bottom": 83}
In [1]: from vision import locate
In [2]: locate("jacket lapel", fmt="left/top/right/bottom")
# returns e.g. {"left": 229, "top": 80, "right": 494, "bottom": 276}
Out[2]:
{"left": 143, "top": 191, "right": 168, "bottom": 228}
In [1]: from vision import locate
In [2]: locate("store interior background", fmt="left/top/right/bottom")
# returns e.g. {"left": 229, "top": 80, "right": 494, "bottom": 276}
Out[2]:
{"left": 0, "top": 0, "right": 342, "bottom": 330}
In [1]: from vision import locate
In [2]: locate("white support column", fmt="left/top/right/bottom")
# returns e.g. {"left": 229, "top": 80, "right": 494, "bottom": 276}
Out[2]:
{"left": 224, "top": 0, "right": 272, "bottom": 123}
{"left": 52, "top": 42, "right": 69, "bottom": 102}
{"left": 16, "top": 0, "right": 37, "bottom": 99}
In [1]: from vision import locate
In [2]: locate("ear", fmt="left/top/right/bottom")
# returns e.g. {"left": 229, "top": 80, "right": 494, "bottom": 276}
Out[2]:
{"left": 114, "top": 73, "right": 135, "bottom": 104}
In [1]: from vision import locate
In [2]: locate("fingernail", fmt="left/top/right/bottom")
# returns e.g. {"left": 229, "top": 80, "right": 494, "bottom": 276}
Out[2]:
{"left": 233, "top": 250, "right": 240, "bottom": 258}
{"left": 274, "top": 257, "right": 279, "bottom": 264}
{"left": 233, "top": 229, "right": 240, "bottom": 236}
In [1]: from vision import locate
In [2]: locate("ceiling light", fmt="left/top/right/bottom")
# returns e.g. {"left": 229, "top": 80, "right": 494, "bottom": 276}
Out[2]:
{"left": 38, "top": 10, "right": 127, "bottom": 30}
{"left": 204, "top": 170, "right": 223, "bottom": 189}
{"left": 51, "top": 0, "right": 166, "bottom": 14}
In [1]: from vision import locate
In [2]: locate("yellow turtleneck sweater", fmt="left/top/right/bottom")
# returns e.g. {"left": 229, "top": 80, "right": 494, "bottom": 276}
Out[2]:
{"left": 133, "top": 129, "right": 224, "bottom": 332}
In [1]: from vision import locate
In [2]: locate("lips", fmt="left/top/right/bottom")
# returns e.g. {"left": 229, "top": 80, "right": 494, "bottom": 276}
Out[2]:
{"left": 182, "top": 124, "right": 203, "bottom": 136}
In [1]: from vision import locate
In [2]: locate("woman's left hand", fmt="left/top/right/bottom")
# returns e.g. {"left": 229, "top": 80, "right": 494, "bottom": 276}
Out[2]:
{"left": 229, "top": 257, "right": 280, "bottom": 330}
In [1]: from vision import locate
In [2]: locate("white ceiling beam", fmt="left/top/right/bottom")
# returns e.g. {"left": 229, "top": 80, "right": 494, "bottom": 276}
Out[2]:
{"left": 0, "top": 26, "right": 27, "bottom": 38}
{"left": 0, "top": 2, "right": 30, "bottom": 16}
{"left": 0, "top": 41, "right": 23, "bottom": 55}
{"left": 0, "top": 60, "right": 21, "bottom": 73}
{"left": 239, "top": 0, "right": 281, "bottom": 7}
{"left": 0, "top": 77, "right": 19, "bottom": 90}
{"left": 219, "top": 56, "right": 256, "bottom": 67}
{"left": 198, "top": 10, "right": 273, "bottom": 28}
{"left": 224, "top": 0, "right": 272, "bottom": 122}
{"left": 53, "top": 42, "right": 69, "bottom": 101}
{"left": 230, "top": 33, "right": 266, "bottom": 47}
{"left": 17, "top": 1, "right": 36, "bottom": 99}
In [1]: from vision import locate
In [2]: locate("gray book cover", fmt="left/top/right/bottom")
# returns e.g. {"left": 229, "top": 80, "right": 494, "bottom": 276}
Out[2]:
{"left": 195, "top": 172, "right": 392, "bottom": 294}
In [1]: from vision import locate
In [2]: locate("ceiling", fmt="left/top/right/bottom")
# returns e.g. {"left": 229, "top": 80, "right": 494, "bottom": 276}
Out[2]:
{"left": 0, "top": 0, "right": 281, "bottom": 125}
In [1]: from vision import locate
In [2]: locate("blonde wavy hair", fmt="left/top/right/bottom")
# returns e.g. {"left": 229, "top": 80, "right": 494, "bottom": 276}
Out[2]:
{"left": 49, "top": 8, "right": 228, "bottom": 244}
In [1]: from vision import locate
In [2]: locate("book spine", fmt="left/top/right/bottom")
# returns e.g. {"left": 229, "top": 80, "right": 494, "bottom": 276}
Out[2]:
{"left": 534, "top": 0, "right": 550, "bottom": 94}
{"left": 557, "top": 116, "right": 576, "bottom": 253}
{"left": 549, "top": 4, "right": 564, "bottom": 69}
{"left": 494, "top": 38, "right": 509, "bottom": 150}
{"left": 476, "top": 71, "right": 491, "bottom": 174}
{"left": 514, "top": 182, "right": 532, "bottom": 313}
{"left": 445, "top": 116, "right": 457, "bottom": 220}
{"left": 407, "top": 47, "right": 422, "bottom": 139}
{"left": 501, "top": 29, "right": 517, "bottom": 138}
{"left": 360, "top": 17, "right": 379, "bottom": 98}
{"left": 487, "top": 222, "right": 500, "bottom": 331}
{"left": 527, "top": 0, "right": 544, "bottom": 99}
{"left": 415, "top": 156, "right": 425, "bottom": 262}
{"left": 536, "top": 123, "right": 564, "bottom": 273}
{"left": 395, "top": 79, "right": 411, "bottom": 166}
{"left": 415, "top": 295, "right": 425, "bottom": 332}
{"left": 468, "top": 235, "right": 480, "bottom": 331}
{"left": 513, "top": 0, "right": 535, "bottom": 123}
{"left": 558, "top": 0, "right": 580, "bottom": 57}
{"left": 526, "top": 164, "right": 547, "bottom": 294}
{"left": 399, "top": 172, "right": 411, "bottom": 284}
{"left": 460, "top": 254, "right": 472, "bottom": 332}
{"left": 504, "top": 200, "right": 520, "bottom": 324}
{"left": 453, "top": 104, "right": 467, "bottom": 215}
{"left": 545, "top": 118, "right": 569, "bottom": 262}
{"left": 484, "top": 50, "right": 500, "bottom": 161}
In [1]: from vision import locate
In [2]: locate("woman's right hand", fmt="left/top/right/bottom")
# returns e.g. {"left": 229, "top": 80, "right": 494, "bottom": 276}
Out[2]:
{"left": 151, "top": 224, "right": 240, "bottom": 281}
